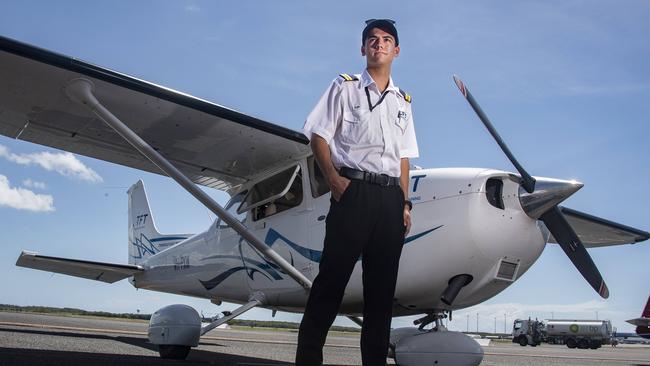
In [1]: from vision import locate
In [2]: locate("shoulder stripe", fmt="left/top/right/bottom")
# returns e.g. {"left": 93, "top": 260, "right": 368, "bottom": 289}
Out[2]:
{"left": 339, "top": 73, "right": 359, "bottom": 82}
{"left": 399, "top": 88, "right": 412, "bottom": 103}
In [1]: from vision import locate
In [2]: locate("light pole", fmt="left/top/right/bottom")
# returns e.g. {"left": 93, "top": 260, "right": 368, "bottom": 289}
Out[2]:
{"left": 476, "top": 312, "right": 479, "bottom": 333}
{"left": 504, "top": 313, "right": 507, "bottom": 334}
{"left": 467, "top": 313, "right": 469, "bottom": 332}
{"left": 494, "top": 316, "right": 497, "bottom": 334}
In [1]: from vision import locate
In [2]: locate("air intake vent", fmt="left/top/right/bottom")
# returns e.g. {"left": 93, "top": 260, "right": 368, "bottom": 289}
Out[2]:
{"left": 485, "top": 178, "right": 504, "bottom": 209}
{"left": 495, "top": 258, "right": 519, "bottom": 281}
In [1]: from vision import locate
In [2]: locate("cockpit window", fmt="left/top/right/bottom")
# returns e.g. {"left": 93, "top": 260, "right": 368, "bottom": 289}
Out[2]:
{"left": 237, "top": 165, "right": 303, "bottom": 221}
{"left": 238, "top": 165, "right": 300, "bottom": 214}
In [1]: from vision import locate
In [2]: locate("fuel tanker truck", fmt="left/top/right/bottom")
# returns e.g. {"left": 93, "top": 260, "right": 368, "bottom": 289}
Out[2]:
{"left": 513, "top": 318, "right": 612, "bottom": 349}
{"left": 545, "top": 319, "right": 612, "bottom": 349}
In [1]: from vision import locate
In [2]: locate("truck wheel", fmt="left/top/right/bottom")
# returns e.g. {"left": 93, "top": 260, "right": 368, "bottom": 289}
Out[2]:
{"left": 577, "top": 338, "right": 589, "bottom": 349}
{"left": 518, "top": 336, "right": 528, "bottom": 346}
{"left": 566, "top": 338, "right": 577, "bottom": 349}
{"left": 589, "top": 340, "right": 601, "bottom": 349}
{"left": 159, "top": 345, "right": 190, "bottom": 359}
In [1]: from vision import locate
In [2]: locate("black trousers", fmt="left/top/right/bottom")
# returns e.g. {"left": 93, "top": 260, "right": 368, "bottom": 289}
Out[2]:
{"left": 296, "top": 180, "right": 405, "bottom": 366}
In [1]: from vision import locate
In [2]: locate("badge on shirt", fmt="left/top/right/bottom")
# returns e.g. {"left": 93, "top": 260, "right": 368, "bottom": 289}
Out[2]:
{"left": 398, "top": 111, "right": 407, "bottom": 119}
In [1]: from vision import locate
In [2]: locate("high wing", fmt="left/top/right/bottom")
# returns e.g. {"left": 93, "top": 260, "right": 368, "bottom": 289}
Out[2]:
{"left": 0, "top": 35, "right": 311, "bottom": 193}
{"left": 16, "top": 251, "right": 143, "bottom": 283}
{"left": 547, "top": 206, "right": 650, "bottom": 248}
{"left": 626, "top": 318, "right": 650, "bottom": 327}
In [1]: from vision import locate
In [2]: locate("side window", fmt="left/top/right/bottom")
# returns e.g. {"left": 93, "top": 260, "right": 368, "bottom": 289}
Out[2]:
{"left": 237, "top": 165, "right": 304, "bottom": 221}
{"left": 218, "top": 190, "right": 248, "bottom": 228}
{"left": 307, "top": 156, "right": 330, "bottom": 198}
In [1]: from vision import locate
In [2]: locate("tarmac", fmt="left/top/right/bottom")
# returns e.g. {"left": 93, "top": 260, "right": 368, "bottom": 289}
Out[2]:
{"left": 0, "top": 311, "right": 648, "bottom": 366}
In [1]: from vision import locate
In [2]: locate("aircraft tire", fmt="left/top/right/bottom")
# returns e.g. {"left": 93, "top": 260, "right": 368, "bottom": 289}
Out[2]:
{"left": 518, "top": 336, "right": 528, "bottom": 346}
{"left": 159, "top": 345, "right": 191, "bottom": 359}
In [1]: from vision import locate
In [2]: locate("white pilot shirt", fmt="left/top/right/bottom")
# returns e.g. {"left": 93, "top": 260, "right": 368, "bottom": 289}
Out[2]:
{"left": 303, "top": 69, "right": 419, "bottom": 178}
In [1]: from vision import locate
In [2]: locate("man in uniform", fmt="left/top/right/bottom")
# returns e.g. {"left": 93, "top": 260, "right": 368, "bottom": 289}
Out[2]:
{"left": 296, "top": 19, "right": 419, "bottom": 365}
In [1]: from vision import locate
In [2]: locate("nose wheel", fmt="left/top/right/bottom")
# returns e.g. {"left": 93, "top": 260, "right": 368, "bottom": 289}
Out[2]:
{"left": 413, "top": 310, "right": 450, "bottom": 331}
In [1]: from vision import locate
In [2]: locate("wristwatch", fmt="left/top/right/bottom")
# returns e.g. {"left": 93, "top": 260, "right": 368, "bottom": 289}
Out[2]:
{"left": 404, "top": 199, "right": 413, "bottom": 211}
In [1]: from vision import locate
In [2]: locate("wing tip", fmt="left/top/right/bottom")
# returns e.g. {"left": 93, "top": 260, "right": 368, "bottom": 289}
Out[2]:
{"left": 16, "top": 250, "right": 38, "bottom": 266}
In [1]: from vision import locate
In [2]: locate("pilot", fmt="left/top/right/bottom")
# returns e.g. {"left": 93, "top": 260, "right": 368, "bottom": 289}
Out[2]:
{"left": 296, "top": 19, "right": 419, "bottom": 366}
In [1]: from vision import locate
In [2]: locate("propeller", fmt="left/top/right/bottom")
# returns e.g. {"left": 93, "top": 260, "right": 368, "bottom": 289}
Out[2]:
{"left": 452, "top": 75, "right": 609, "bottom": 299}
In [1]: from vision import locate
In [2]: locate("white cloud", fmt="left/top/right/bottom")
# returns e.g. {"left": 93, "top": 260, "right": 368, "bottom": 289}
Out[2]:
{"left": 185, "top": 4, "right": 200, "bottom": 12}
{"left": 0, "top": 175, "right": 54, "bottom": 212}
{"left": 563, "top": 83, "right": 649, "bottom": 96}
{"left": 0, "top": 145, "right": 103, "bottom": 183}
{"left": 22, "top": 179, "right": 47, "bottom": 190}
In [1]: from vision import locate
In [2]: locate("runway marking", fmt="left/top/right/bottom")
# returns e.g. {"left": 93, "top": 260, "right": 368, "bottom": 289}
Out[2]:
{"left": 483, "top": 350, "right": 650, "bottom": 363}
{"left": 0, "top": 321, "right": 359, "bottom": 349}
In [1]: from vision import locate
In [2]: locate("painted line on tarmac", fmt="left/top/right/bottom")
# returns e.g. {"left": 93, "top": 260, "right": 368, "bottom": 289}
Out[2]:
{"left": 0, "top": 321, "right": 359, "bottom": 349}
{"left": 483, "top": 350, "right": 650, "bottom": 363}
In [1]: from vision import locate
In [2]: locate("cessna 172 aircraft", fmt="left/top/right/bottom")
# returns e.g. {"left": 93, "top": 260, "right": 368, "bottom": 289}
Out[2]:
{"left": 2, "top": 35, "right": 649, "bottom": 365}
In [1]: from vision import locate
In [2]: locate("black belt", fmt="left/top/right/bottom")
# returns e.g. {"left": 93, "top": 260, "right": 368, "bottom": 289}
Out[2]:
{"left": 339, "top": 167, "right": 400, "bottom": 187}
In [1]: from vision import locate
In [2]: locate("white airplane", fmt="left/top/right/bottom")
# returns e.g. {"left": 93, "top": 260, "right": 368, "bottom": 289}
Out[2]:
{"left": 2, "top": 35, "right": 648, "bottom": 366}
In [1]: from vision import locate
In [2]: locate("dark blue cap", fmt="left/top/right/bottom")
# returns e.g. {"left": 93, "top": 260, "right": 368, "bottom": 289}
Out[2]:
{"left": 362, "top": 19, "right": 399, "bottom": 46}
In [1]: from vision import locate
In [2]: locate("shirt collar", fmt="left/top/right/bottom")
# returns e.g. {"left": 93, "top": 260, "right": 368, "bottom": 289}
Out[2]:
{"left": 361, "top": 69, "right": 398, "bottom": 93}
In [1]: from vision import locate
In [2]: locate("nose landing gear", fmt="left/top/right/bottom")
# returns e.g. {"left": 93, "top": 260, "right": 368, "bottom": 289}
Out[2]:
{"left": 389, "top": 310, "right": 484, "bottom": 366}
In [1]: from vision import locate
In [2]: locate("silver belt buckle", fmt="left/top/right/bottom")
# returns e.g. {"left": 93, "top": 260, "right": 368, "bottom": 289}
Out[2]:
{"left": 379, "top": 174, "right": 390, "bottom": 186}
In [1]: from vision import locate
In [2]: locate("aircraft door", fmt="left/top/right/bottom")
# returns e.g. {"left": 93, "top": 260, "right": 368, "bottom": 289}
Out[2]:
{"left": 237, "top": 163, "right": 313, "bottom": 293}
{"left": 305, "top": 156, "right": 330, "bottom": 275}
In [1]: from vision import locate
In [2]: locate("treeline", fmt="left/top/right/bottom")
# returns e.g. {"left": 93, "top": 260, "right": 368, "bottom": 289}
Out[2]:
{"left": 229, "top": 319, "right": 360, "bottom": 333}
{"left": 0, "top": 304, "right": 150, "bottom": 320}
{"left": 0, "top": 304, "right": 360, "bottom": 332}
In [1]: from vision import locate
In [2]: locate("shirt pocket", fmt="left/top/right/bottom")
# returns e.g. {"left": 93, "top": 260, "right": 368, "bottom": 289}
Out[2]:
{"left": 341, "top": 109, "right": 371, "bottom": 144}
{"left": 394, "top": 109, "right": 407, "bottom": 134}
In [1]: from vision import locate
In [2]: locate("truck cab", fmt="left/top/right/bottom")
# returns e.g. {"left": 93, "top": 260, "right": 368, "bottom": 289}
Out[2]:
{"left": 512, "top": 318, "right": 544, "bottom": 347}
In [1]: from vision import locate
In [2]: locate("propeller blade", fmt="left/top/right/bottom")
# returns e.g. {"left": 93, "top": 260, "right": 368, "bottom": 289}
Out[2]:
{"left": 540, "top": 206, "right": 609, "bottom": 298}
{"left": 453, "top": 75, "right": 536, "bottom": 193}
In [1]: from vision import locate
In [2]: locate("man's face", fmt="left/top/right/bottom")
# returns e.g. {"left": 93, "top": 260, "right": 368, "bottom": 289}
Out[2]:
{"left": 361, "top": 27, "right": 400, "bottom": 67}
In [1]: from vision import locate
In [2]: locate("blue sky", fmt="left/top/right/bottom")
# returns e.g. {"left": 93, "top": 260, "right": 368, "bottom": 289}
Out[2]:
{"left": 0, "top": 1, "right": 648, "bottom": 333}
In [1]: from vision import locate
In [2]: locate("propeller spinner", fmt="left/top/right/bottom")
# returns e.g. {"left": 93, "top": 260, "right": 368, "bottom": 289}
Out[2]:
{"left": 453, "top": 75, "right": 609, "bottom": 299}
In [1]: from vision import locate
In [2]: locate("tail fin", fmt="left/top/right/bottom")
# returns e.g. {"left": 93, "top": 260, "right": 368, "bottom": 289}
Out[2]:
{"left": 643, "top": 295, "right": 650, "bottom": 318}
{"left": 127, "top": 180, "right": 191, "bottom": 265}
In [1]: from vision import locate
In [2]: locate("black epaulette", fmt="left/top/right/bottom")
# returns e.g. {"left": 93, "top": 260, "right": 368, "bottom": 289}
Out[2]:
{"left": 339, "top": 73, "right": 359, "bottom": 82}
{"left": 399, "top": 88, "right": 412, "bottom": 103}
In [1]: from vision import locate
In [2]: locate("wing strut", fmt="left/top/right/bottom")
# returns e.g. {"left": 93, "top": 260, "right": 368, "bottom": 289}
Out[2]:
{"left": 64, "top": 78, "right": 312, "bottom": 290}
{"left": 201, "top": 294, "right": 264, "bottom": 335}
